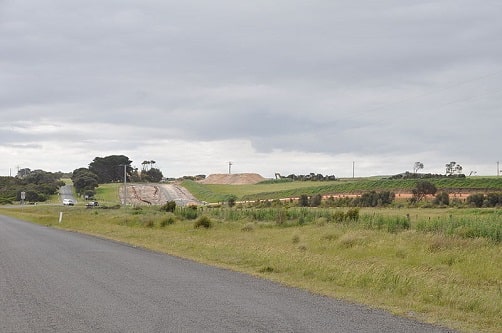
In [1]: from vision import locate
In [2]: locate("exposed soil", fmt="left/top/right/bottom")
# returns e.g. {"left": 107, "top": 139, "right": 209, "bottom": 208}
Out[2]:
{"left": 119, "top": 183, "right": 201, "bottom": 206}
{"left": 199, "top": 173, "right": 266, "bottom": 185}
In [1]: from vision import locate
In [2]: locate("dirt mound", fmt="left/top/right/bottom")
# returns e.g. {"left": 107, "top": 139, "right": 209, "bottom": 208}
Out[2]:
{"left": 200, "top": 173, "right": 266, "bottom": 185}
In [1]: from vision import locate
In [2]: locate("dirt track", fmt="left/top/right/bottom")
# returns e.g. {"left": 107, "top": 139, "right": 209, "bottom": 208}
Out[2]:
{"left": 119, "top": 184, "right": 201, "bottom": 206}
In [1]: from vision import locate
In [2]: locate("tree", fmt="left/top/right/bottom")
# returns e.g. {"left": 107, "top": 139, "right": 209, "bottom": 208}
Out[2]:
{"left": 445, "top": 161, "right": 463, "bottom": 176}
{"left": 143, "top": 168, "right": 163, "bottom": 182}
{"left": 71, "top": 168, "right": 99, "bottom": 196}
{"left": 413, "top": 162, "right": 424, "bottom": 174}
{"left": 411, "top": 181, "right": 437, "bottom": 203}
{"left": 89, "top": 155, "right": 133, "bottom": 183}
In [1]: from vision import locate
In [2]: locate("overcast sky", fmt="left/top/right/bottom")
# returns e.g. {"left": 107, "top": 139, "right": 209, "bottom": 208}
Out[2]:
{"left": 1, "top": 0, "right": 501, "bottom": 178}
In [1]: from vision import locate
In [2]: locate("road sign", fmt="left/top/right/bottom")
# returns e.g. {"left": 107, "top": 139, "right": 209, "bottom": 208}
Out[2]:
{"left": 20, "top": 192, "right": 26, "bottom": 200}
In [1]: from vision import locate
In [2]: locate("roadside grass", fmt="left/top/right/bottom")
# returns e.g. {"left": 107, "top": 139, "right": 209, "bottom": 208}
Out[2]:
{"left": 1, "top": 205, "right": 500, "bottom": 333}
{"left": 94, "top": 183, "right": 121, "bottom": 205}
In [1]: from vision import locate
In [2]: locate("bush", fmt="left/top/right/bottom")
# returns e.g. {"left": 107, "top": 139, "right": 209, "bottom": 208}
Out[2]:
{"left": 160, "top": 215, "right": 176, "bottom": 227}
{"left": 194, "top": 216, "right": 212, "bottom": 229}
{"left": 345, "top": 208, "right": 360, "bottom": 221}
{"left": 467, "top": 193, "right": 485, "bottom": 207}
{"left": 160, "top": 201, "right": 176, "bottom": 212}
{"left": 298, "top": 194, "right": 309, "bottom": 207}
{"left": 433, "top": 191, "right": 450, "bottom": 206}
{"left": 310, "top": 194, "right": 322, "bottom": 207}
{"left": 332, "top": 210, "right": 346, "bottom": 222}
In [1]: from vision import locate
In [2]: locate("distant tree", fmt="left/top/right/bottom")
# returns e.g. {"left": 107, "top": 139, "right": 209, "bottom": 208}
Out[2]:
{"left": 411, "top": 181, "right": 437, "bottom": 203}
{"left": 17, "top": 168, "right": 31, "bottom": 178}
{"left": 0, "top": 170, "right": 63, "bottom": 203}
{"left": 89, "top": 155, "right": 132, "bottom": 183}
{"left": 413, "top": 162, "right": 424, "bottom": 174}
{"left": 445, "top": 161, "right": 463, "bottom": 176}
{"left": 142, "top": 168, "right": 163, "bottom": 182}
{"left": 71, "top": 168, "right": 99, "bottom": 196}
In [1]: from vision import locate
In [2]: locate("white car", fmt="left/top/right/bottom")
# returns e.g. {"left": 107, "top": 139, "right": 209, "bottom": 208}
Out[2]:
{"left": 63, "top": 199, "right": 74, "bottom": 206}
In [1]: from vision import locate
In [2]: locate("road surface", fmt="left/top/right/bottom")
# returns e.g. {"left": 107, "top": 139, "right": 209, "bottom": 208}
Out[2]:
{"left": 59, "top": 184, "right": 76, "bottom": 204}
{"left": 0, "top": 215, "right": 455, "bottom": 332}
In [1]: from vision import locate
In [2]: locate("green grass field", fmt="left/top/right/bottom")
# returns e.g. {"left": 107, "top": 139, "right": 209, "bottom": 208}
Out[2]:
{"left": 182, "top": 176, "right": 502, "bottom": 202}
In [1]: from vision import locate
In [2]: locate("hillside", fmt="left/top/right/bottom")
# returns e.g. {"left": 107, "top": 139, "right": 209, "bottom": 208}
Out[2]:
{"left": 183, "top": 176, "right": 502, "bottom": 203}
{"left": 199, "top": 173, "right": 266, "bottom": 185}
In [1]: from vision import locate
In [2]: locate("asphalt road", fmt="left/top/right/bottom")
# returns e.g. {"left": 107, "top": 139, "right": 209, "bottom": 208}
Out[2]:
{"left": 59, "top": 184, "right": 76, "bottom": 203}
{"left": 0, "top": 215, "right": 455, "bottom": 333}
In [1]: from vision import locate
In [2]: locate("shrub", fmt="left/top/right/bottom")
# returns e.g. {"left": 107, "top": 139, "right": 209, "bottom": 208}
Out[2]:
{"left": 310, "top": 194, "right": 322, "bottom": 207}
{"left": 194, "top": 216, "right": 212, "bottom": 229}
{"left": 467, "top": 193, "right": 485, "bottom": 207}
{"left": 160, "top": 215, "right": 176, "bottom": 227}
{"left": 433, "top": 191, "right": 450, "bottom": 206}
{"left": 226, "top": 195, "right": 237, "bottom": 207}
{"left": 332, "top": 210, "right": 346, "bottom": 222}
{"left": 160, "top": 201, "right": 176, "bottom": 212}
{"left": 345, "top": 208, "right": 360, "bottom": 221}
{"left": 354, "top": 191, "right": 395, "bottom": 207}
{"left": 298, "top": 194, "right": 309, "bottom": 207}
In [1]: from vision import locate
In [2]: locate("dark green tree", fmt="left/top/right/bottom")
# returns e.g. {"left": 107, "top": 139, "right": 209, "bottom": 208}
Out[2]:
{"left": 72, "top": 168, "right": 99, "bottom": 196}
{"left": 89, "top": 155, "right": 132, "bottom": 183}
{"left": 142, "top": 168, "right": 163, "bottom": 182}
{"left": 411, "top": 181, "right": 437, "bottom": 203}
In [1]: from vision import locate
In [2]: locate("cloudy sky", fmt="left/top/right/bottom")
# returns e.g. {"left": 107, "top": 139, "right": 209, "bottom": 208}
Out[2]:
{"left": 1, "top": 0, "right": 501, "bottom": 178}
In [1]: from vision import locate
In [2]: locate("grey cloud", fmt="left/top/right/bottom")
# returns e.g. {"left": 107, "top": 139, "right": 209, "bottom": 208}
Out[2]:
{"left": 1, "top": 0, "right": 501, "bottom": 176}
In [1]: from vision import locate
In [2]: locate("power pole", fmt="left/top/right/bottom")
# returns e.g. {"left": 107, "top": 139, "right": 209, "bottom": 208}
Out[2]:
{"left": 124, "top": 164, "right": 127, "bottom": 205}
{"left": 352, "top": 161, "right": 355, "bottom": 178}
{"left": 498, "top": 161, "right": 500, "bottom": 176}
{"left": 119, "top": 164, "right": 127, "bottom": 205}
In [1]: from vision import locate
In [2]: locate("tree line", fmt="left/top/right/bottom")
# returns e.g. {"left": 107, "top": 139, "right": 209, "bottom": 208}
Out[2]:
{"left": 72, "top": 155, "right": 164, "bottom": 198}
{"left": 0, "top": 170, "right": 64, "bottom": 204}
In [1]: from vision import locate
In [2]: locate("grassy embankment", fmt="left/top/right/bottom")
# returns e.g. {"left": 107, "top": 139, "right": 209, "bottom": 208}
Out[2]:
{"left": 181, "top": 176, "right": 502, "bottom": 202}
{"left": 1, "top": 178, "right": 501, "bottom": 333}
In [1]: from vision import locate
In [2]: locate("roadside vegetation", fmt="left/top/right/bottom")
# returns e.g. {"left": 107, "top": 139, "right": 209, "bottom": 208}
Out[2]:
{"left": 1, "top": 205, "right": 500, "bottom": 332}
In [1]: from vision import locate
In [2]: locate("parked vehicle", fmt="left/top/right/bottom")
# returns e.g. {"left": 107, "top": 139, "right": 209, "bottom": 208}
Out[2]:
{"left": 86, "top": 201, "right": 99, "bottom": 208}
{"left": 63, "top": 199, "right": 74, "bottom": 206}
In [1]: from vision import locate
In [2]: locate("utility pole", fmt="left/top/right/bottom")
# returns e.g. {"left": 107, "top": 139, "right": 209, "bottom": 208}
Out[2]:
{"left": 498, "top": 161, "right": 500, "bottom": 177}
{"left": 352, "top": 161, "right": 355, "bottom": 178}
{"left": 119, "top": 164, "right": 127, "bottom": 206}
